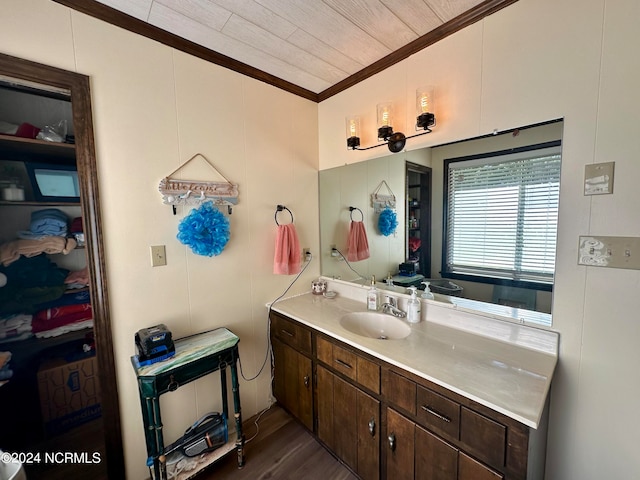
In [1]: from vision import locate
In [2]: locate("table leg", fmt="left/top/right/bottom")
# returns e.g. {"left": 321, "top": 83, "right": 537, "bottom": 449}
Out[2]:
{"left": 151, "top": 397, "right": 165, "bottom": 479}
{"left": 139, "top": 394, "right": 162, "bottom": 477}
{"left": 220, "top": 365, "right": 228, "bottom": 419}
{"left": 230, "top": 359, "right": 245, "bottom": 468}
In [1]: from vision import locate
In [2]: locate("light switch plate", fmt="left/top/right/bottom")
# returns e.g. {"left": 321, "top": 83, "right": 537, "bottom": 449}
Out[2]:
{"left": 150, "top": 245, "right": 167, "bottom": 266}
{"left": 578, "top": 236, "right": 640, "bottom": 270}
{"left": 584, "top": 162, "right": 614, "bottom": 195}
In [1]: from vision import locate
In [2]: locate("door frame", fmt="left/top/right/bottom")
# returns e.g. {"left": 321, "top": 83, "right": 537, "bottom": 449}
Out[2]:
{"left": 405, "top": 161, "right": 432, "bottom": 278}
{"left": 0, "top": 52, "right": 124, "bottom": 479}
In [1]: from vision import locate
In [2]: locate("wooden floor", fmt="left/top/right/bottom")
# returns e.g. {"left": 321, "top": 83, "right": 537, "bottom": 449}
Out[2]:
{"left": 19, "top": 405, "right": 353, "bottom": 480}
{"left": 200, "top": 405, "right": 358, "bottom": 480}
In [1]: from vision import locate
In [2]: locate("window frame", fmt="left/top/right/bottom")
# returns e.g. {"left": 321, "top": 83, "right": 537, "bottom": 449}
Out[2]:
{"left": 441, "top": 140, "right": 562, "bottom": 292}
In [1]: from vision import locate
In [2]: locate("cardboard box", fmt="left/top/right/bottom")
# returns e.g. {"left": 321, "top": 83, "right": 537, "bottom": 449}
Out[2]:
{"left": 37, "top": 355, "right": 102, "bottom": 435}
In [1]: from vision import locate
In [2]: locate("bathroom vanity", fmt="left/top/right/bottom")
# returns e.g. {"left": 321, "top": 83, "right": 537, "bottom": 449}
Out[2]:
{"left": 269, "top": 280, "right": 557, "bottom": 480}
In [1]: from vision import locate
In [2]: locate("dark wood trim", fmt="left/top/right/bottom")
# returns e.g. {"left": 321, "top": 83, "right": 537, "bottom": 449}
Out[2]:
{"left": 317, "top": 0, "right": 519, "bottom": 101}
{"left": 0, "top": 52, "right": 125, "bottom": 479}
{"left": 51, "top": 0, "right": 319, "bottom": 102}
{"left": 51, "top": 0, "right": 518, "bottom": 103}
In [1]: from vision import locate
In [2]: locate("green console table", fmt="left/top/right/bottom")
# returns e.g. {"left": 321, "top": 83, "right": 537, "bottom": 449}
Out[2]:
{"left": 131, "top": 327, "right": 244, "bottom": 479}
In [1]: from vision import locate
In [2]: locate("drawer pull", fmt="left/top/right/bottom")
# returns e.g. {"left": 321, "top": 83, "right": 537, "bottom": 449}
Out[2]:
{"left": 303, "top": 375, "right": 310, "bottom": 388}
{"left": 421, "top": 405, "right": 451, "bottom": 423}
{"left": 388, "top": 433, "right": 396, "bottom": 451}
{"left": 280, "top": 329, "right": 294, "bottom": 337}
{"left": 335, "top": 358, "right": 353, "bottom": 369}
{"left": 368, "top": 418, "right": 376, "bottom": 437}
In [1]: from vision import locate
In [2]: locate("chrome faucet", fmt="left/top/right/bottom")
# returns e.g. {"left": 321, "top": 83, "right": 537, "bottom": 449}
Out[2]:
{"left": 379, "top": 295, "right": 406, "bottom": 318}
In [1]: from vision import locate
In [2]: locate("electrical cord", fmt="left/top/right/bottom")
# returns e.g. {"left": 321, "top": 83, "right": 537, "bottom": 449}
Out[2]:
{"left": 238, "top": 252, "right": 313, "bottom": 445}
{"left": 238, "top": 251, "right": 313, "bottom": 383}
{"left": 244, "top": 403, "right": 273, "bottom": 444}
{"left": 332, "top": 247, "right": 366, "bottom": 281}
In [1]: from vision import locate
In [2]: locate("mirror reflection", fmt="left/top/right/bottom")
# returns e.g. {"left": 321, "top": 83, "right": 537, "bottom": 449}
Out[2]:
{"left": 319, "top": 119, "right": 563, "bottom": 316}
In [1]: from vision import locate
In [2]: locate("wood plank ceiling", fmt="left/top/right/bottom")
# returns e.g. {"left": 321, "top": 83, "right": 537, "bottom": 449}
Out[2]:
{"left": 54, "top": 0, "right": 517, "bottom": 101}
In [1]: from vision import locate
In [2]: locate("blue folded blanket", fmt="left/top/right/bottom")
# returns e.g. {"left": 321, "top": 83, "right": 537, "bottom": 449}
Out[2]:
{"left": 29, "top": 208, "right": 68, "bottom": 236}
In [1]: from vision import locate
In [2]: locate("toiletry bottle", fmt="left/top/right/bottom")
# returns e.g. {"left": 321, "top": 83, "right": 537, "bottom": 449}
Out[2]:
{"left": 385, "top": 272, "right": 395, "bottom": 288}
{"left": 367, "top": 276, "right": 379, "bottom": 311}
{"left": 407, "top": 286, "right": 421, "bottom": 323}
{"left": 421, "top": 281, "right": 434, "bottom": 300}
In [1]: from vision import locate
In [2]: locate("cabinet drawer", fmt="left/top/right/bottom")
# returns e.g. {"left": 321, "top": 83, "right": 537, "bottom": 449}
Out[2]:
{"left": 271, "top": 313, "right": 312, "bottom": 355}
{"left": 460, "top": 406, "right": 506, "bottom": 468}
{"left": 331, "top": 343, "right": 358, "bottom": 382}
{"left": 382, "top": 370, "right": 416, "bottom": 416}
{"left": 416, "top": 385, "right": 460, "bottom": 440}
{"left": 316, "top": 336, "right": 380, "bottom": 394}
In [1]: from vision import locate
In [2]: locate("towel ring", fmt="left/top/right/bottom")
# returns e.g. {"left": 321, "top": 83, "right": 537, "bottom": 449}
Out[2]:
{"left": 275, "top": 205, "right": 294, "bottom": 225}
{"left": 349, "top": 206, "right": 364, "bottom": 222}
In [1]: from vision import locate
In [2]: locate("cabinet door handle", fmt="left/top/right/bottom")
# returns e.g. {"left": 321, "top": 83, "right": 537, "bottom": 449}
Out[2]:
{"left": 388, "top": 433, "right": 396, "bottom": 451}
{"left": 368, "top": 418, "right": 376, "bottom": 437}
{"left": 421, "top": 405, "right": 451, "bottom": 423}
{"left": 280, "top": 329, "right": 294, "bottom": 337}
{"left": 303, "top": 375, "right": 310, "bottom": 388}
{"left": 335, "top": 358, "right": 353, "bottom": 369}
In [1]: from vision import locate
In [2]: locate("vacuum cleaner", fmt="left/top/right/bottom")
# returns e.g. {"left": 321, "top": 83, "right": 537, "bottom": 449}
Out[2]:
{"left": 164, "top": 412, "right": 228, "bottom": 457}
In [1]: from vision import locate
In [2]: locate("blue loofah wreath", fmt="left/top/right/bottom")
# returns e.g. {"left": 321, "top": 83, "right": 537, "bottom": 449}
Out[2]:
{"left": 177, "top": 201, "right": 230, "bottom": 256}
{"left": 378, "top": 207, "right": 398, "bottom": 237}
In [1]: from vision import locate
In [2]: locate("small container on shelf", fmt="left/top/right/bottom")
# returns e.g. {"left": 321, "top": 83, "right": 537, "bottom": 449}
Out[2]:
{"left": 0, "top": 178, "right": 25, "bottom": 201}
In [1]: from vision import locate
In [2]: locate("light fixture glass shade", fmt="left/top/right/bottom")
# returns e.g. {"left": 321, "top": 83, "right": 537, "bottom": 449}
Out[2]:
{"left": 345, "top": 115, "right": 361, "bottom": 149}
{"left": 345, "top": 115, "right": 360, "bottom": 139}
{"left": 377, "top": 102, "right": 393, "bottom": 127}
{"left": 416, "top": 86, "right": 436, "bottom": 131}
{"left": 377, "top": 102, "right": 394, "bottom": 141}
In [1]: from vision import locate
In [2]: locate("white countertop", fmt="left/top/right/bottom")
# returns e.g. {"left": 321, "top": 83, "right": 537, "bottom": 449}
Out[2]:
{"left": 270, "top": 287, "right": 558, "bottom": 429}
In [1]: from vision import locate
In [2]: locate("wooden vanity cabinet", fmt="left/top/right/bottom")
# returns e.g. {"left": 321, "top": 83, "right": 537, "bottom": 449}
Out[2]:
{"left": 270, "top": 312, "right": 313, "bottom": 430}
{"left": 316, "top": 334, "right": 381, "bottom": 480}
{"left": 270, "top": 312, "right": 544, "bottom": 480}
{"left": 316, "top": 365, "right": 380, "bottom": 480}
{"left": 386, "top": 406, "right": 502, "bottom": 480}
{"left": 382, "top": 367, "right": 530, "bottom": 479}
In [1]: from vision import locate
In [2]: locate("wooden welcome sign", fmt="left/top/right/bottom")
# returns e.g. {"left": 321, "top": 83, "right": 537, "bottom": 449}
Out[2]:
{"left": 159, "top": 153, "right": 239, "bottom": 212}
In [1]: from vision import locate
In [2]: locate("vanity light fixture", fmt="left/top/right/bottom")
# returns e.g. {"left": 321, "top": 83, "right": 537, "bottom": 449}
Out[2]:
{"left": 346, "top": 87, "right": 436, "bottom": 153}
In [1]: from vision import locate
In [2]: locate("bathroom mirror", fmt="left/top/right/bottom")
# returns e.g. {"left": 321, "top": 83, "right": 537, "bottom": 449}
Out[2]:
{"left": 319, "top": 119, "right": 563, "bottom": 317}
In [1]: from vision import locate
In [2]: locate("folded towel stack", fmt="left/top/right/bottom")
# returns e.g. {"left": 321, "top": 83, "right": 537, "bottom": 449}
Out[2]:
{"left": 18, "top": 208, "right": 69, "bottom": 240}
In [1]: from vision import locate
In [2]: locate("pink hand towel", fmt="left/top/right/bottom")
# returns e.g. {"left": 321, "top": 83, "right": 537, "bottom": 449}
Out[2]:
{"left": 347, "top": 221, "right": 370, "bottom": 262}
{"left": 274, "top": 223, "right": 302, "bottom": 275}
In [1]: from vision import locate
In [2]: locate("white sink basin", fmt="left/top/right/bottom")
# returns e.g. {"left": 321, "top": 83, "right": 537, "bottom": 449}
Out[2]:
{"left": 340, "top": 312, "right": 411, "bottom": 340}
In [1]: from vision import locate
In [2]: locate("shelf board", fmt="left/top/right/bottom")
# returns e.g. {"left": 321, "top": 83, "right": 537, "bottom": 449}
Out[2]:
{"left": 165, "top": 439, "right": 238, "bottom": 480}
{"left": 0, "top": 133, "right": 75, "bottom": 162}
{"left": 0, "top": 200, "right": 81, "bottom": 206}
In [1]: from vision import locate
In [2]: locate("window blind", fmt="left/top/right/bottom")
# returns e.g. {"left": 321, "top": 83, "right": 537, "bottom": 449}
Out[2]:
{"left": 444, "top": 144, "right": 561, "bottom": 285}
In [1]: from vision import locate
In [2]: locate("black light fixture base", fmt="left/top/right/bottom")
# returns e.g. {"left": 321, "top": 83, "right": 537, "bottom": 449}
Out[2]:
{"left": 348, "top": 115, "right": 435, "bottom": 153}
{"left": 378, "top": 125, "right": 393, "bottom": 141}
{"left": 416, "top": 112, "right": 436, "bottom": 130}
{"left": 347, "top": 136, "right": 360, "bottom": 149}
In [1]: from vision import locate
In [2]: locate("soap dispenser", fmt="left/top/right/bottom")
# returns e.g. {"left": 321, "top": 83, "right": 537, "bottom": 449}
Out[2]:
{"left": 407, "top": 286, "right": 421, "bottom": 324}
{"left": 385, "top": 272, "right": 394, "bottom": 288}
{"left": 421, "top": 281, "right": 434, "bottom": 300}
{"left": 367, "top": 275, "right": 379, "bottom": 311}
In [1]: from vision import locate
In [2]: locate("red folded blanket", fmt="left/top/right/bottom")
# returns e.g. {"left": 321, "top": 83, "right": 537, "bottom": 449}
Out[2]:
{"left": 32, "top": 303, "right": 92, "bottom": 333}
